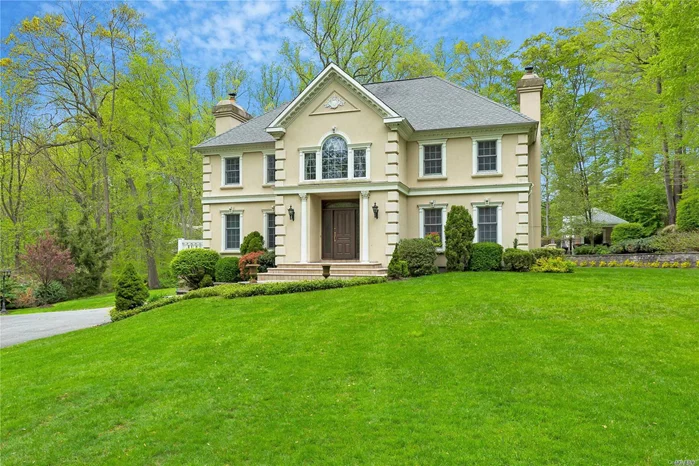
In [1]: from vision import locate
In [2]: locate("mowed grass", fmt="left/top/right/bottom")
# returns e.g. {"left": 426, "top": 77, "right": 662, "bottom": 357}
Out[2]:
{"left": 9, "top": 288, "right": 176, "bottom": 314}
{"left": 1, "top": 269, "right": 697, "bottom": 465}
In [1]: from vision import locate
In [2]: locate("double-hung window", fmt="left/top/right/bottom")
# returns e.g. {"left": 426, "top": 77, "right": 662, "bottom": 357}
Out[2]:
{"left": 419, "top": 140, "right": 447, "bottom": 178}
{"left": 265, "top": 154, "right": 275, "bottom": 184}
{"left": 419, "top": 204, "right": 446, "bottom": 251}
{"left": 352, "top": 148, "right": 367, "bottom": 178}
{"left": 223, "top": 213, "right": 242, "bottom": 251}
{"left": 223, "top": 156, "right": 241, "bottom": 186}
{"left": 304, "top": 152, "right": 317, "bottom": 180}
{"left": 472, "top": 137, "right": 502, "bottom": 175}
{"left": 265, "top": 212, "right": 276, "bottom": 249}
{"left": 477, "top": 206, "right": 498, "bottom": 243}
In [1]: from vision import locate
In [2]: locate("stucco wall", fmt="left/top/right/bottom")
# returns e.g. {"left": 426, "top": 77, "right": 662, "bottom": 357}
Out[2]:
{"left": 206, "top": 150, "right": 275, "bottom": 197}
{"left": 207, "top": 201, "right": 275, "bottom": 255}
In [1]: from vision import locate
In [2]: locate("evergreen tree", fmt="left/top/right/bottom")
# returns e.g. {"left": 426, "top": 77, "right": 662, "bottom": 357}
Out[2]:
{"left": 444, "top": 206, "right": 475, "bottom": 272}
{"left": 115, "top": 264, "right": 149, "bottom": 312}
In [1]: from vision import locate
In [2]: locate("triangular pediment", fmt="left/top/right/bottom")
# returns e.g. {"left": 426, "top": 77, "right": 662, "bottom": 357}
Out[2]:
{"left": 310, "top": 90, "right": 360, "bottom": 116}
{"left": 267, "top": 64, "right": 399, "bottom": 133}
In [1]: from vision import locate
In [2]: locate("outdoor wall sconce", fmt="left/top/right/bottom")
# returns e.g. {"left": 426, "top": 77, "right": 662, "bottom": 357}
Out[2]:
{"left": 372, "top": 202, "right": 379, "bottom": 219}
{"left": 288, "top": 205, "right": 295, "bottom": 221}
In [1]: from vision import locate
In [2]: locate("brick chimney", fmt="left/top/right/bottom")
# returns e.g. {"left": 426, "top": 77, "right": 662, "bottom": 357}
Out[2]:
{"left": 516, "top": 66, "right": 544, "bottom": 247}
{"left": 213, "top": 92, "right": 252, "bottom": 135}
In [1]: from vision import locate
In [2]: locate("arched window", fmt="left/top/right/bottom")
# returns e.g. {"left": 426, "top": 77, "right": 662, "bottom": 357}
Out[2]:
{"left": 321, "top": 136, "right": 348, "bottom": 179}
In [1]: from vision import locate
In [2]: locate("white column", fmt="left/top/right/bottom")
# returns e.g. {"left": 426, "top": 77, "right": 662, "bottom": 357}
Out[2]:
{"left": 361, "top": 190, "right": 370, "bottom": 263}
{"left": 300, "top": 193, "right": 308, "bottom": 263}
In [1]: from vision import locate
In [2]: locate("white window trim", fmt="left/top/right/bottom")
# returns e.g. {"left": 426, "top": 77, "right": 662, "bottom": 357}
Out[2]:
{"left": 298, "top": 140, "right": 371, "bottom": 183}
{"left": 472, "top": 136, "right": 502, "bottom": 176}
{"left": 418, "top": 139, "right": 447, "bottom": 179}
{"left": 418, "top": 203, "right": 447, "bottom": 253}
{"left": 262, "top": 209, "right": 276, "bottom": 249}
{"left": 472, "top": 201, "right": 503, "bottom": 246}
{"left": 221, "top": 154, "right": 243, "bottom": 187}
{"left": 262, "top": 153, "right": 276, "bottom": 186}
{"left": 221, "top": 210, "right": 243, "bottom": 252}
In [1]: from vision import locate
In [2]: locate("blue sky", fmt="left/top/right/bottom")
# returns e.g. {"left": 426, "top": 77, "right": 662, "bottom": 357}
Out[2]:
{"left": 1, "top": 0, "right": 588, "bottom": 111}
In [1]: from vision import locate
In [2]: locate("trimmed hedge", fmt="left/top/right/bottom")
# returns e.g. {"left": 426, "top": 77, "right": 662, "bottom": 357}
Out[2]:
{"left": 170, "top": 248, "right": 220, "bottom": 289}
{"left": 573, "top": 245, "right": 610, "bottom": 255}
{"left": 111, "top": 276, "right": 387, "bottom": 322}
{"left": 502, "top": 248, "right": 534, "bottom": 272}
{"left": 469, "top": 242, "right": 503, "bottom": 271}
{"left": 531, "top": 257, "right": 575, "bottom": 273}
{"left": 611, "top": 223, "right": 646, "bottom": 243}
{"left": 394, "top": 238, "right": 437, "bottom": 276}
{"left": 609, "top": 237, "right": 658, "bottom": 254}
{"left": 530, "top": 247, "right": 565, "bottom": 260}
{"left": 215, "top": 257, "right": 240, "bottom": 283}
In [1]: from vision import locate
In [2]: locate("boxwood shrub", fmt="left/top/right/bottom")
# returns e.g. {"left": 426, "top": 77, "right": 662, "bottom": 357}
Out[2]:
{"left": 502, "top": 248, "right": 534, "bottom": 272}
{"left": 170, "top": 248, "right": 220, "bottom": 289}
{"left": 387, "top": 255, "right": 409, "bottom": 279}
{"left": 215, "top": 257, "right": 240, "bottom": 283}
{"left": 469, "top": 242, "right": 503, "bottom": 271}
{"left": 611, "top": 222, "right": 646, "bottom": 243}
{"left": 394, "top": 238, "right": 437, "bottom": 276}
{"left": 530, "top": 247, "right": 565, "bottom": 260}
{"left": 531, "top": 257, "right": 575, "bottom": 273}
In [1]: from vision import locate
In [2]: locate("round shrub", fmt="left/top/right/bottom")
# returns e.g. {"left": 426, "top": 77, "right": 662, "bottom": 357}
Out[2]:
{"left": 259, "top": 250, "right": 276, "bottom": 273}
{"left": 530, "top": 247, "right": 565, "bottom": 260}
{"left": 215, "top": 257, "right": 240, "bottom": 282}
{"left": 444, "top": 205, "right": 475, "bottom": 272}
{"left": 611, "top": 223, "right": 646, "bottom": 243}
{"left": 115, "top": 264, "right": 149, "bottom": 312}
{"left": 394, "top": 238, "right": 437, "bottom": 276}
{"left": 502, "top": 248, "right": 534, "bottom": 272}
{"left": 240, "top": 231, "right": 264, "bottom": 255}
{"left": 593, "top": 245, "right": 610, "bottom": 255}
{"left": 573, "top": 245, "right": 595, "bottom": 255}
{"left": 469, "top": 242, "right": 503, "bottom": 271}
{"left": 677, "top": 191, "right": 699, "bottom": 232}
{"left": 387, "top": 255, "right": 409, "bottom": 279}
{"left": 531, "top": 257, "right": 575, "bottom": 273}
{"left": 170, "top": 248, "right": 220, "bottom": 289}
{"left": 36, "top": 280, "right": 67, "bottom": 305}
{"left": 199, "top": 274, "right": 214, "bottom": 288}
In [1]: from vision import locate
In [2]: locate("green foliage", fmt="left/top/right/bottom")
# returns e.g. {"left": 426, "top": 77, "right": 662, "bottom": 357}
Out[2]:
{"left": 469, "top": 242, "right": 503, "bottom": 271}
{"left": 676, "top": 191, "right": 699, "bottom": 232}
{"left": 502, "top": 248, "right": 534, "bottom": 272}
{"left": 612, "top": 182, "right": 667, "bottom": 236}
{"left": 239, "top": 251, "right": 265, "bottom": 281}
{"left": 530, "top": 248, "right": 565, "bottom": 260}
{"left": 573, "top": 245, "right": 610, "bottom": 256}
{"left": 609, "top": 238, "right": 658, "bottom": 254}
{"left": 199, "top": 274, "right": 214, "bottom": 288}
{"left": 114, "top": 264, "right": 149, "bottom": 312}
{"left": 611, "top": 223, "right": 647, "bottom": 243}
{"left": 652, "top": 232, "right": 699, "bottom": 253}
{"left": 240, "top": 232, "right": 265, "bottom": 255}
{"left": 215, "top": 257, "right": 240, "bottom": 283}
{"left": 394, "top": 239, "right": 437, "bottom": 277}
{"left": 424, "top": 232, "right": 441, "bottom": 248}
{"left": 444, "top": 205, "right": 475, "bottom": 272}
{"left": 259, "top": 250, "right": 276, "bottom": 273}
{"left": 170, "top": 249, "right": 220, "bottom": 289}
{"left": 35, "top": 281, "right": 68, "bottom": 305}
{"left": 387, "top": 255, "right": 409, "bottom": 279}
{"left": 531, "top": 257, "right": 575, "bottom": 273}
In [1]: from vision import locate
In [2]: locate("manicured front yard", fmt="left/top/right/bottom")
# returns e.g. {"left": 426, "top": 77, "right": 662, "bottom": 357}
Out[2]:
{"left": 1, "top": 269, "right": 697, "bottom": 464}
{"left": 9, "top": 288, "right": 176, "bottom": 315}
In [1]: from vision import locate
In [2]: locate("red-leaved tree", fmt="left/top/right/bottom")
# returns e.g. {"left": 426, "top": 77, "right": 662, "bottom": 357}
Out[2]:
{"left": 22, "top": 232, "right": 75, "bottom": 286}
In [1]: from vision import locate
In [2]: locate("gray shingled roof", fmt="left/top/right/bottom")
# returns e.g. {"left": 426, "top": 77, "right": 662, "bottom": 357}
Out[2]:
{"left": 195, "top": 76, "right": 535, "bottom": 149}
{"left": 365, "top": 77, "right": 535, "bottom": 131}
{"left": 195, "top": 103, "right": 289, "bottom": 149}
{"left": 591, "top": 208, "right": 627, "bottom": 225}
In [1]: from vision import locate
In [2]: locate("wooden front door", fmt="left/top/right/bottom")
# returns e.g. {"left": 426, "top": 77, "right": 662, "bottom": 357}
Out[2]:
{"left": 322, "top": 201, "right": 358, "bottom": 260}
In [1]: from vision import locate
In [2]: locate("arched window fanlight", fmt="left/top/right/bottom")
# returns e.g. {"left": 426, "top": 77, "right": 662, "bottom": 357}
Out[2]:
{"left": 321, "top": 136, "right": 348, "bottom": 179}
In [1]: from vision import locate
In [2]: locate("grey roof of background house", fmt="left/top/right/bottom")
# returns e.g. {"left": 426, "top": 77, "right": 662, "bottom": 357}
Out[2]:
{"left": 195, "top": 76, "right": 535, "bottom": 150}
{"left": 590, "top": 208, "right": 627, "bottom": 225}
{"left": 364, "top": 76, "right": 535, "bottom": 131}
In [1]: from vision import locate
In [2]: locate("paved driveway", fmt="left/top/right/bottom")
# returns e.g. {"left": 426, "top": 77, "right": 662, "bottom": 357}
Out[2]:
{"left": 0, "top": 308, "right": 111, "bottom": 348}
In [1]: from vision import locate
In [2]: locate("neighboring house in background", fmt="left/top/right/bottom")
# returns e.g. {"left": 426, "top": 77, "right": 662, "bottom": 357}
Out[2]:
{"left": 194, "top": 64, "right": 543, "bottom": 280}
{"left": 562, "top": 208, "right": 628, "bottom": 248}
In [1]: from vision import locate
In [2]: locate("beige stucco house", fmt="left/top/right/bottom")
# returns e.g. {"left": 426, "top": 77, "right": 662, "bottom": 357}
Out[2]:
{"left": 194, "top": 64, "right": 544, "bottom": 280}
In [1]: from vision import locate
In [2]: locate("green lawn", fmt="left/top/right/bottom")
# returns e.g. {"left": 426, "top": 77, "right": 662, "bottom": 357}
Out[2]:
{"left": 9, "top": 288, "right": 176, "bottom": 314}
{"left": 1, "top": 269, "right": 697, "bottom": 465}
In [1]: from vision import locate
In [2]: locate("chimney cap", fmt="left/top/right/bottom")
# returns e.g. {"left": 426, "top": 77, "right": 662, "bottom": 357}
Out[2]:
{"left": 524, "top": 66, "right": 534, "bottom": 73}
{"left": 228, "top": 92, "right": 237, "bottom": 100}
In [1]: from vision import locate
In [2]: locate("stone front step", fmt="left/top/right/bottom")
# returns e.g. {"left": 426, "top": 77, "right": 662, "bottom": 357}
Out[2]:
{"left": 258, "top": 262, "right": 386, "bottom": 282}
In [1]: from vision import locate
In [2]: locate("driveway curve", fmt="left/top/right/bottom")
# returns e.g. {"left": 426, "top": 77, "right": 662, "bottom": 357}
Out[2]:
{"left": 0, "top": 308, "right": 111, "bottom": 348}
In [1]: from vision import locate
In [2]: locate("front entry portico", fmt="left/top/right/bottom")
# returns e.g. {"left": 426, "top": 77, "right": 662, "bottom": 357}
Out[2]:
{"left": 322, "top": 200, "right": 359, "bottom": 260}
